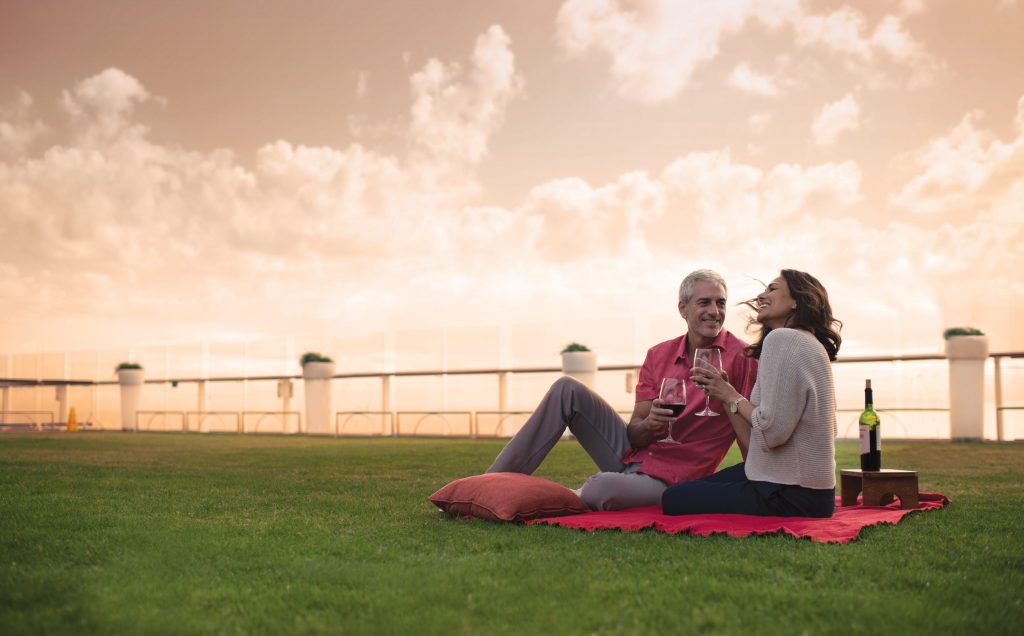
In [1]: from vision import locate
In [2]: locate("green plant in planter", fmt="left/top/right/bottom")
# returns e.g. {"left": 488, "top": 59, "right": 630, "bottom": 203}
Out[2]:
{"left": 299, "top": 352, "right": 334, "bottom": 365}
{"left": 561, "top": 342, "right": 591, "bottom": 353}
{"left": 115, "top": 362, "right": 143, "bottom": 372}
{"left": 943, "top": 327, "right": 985, "bottom": 339}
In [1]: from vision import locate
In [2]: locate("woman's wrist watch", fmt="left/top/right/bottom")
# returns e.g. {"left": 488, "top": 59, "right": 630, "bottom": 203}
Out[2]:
{"left": 728, "top": 396, "right": 747, "bottom": 414}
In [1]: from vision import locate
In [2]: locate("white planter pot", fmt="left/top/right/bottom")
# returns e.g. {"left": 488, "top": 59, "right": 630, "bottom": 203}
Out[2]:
{"left": 945, "top": 335, "right": 988, "bottom": 441}
{"left": 117, "top": 369, "right": 145, "bottom": 432}
{"left": 302, "top": 362, "right": 335, "bottom": 435}
{"left": 561, "top": 351, "right": 597, "bottom": 389}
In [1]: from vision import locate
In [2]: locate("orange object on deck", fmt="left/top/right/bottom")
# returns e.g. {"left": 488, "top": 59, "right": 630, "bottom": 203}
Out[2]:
{"left": 67, "top": 407, "right": 77, "bottom": 432}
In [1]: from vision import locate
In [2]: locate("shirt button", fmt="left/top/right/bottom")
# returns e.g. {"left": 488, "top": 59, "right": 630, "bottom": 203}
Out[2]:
{"left": 648, "top": 452, "right": 653, "bottom": 456}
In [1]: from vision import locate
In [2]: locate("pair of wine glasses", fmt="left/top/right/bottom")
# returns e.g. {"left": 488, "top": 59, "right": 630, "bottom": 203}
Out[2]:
{"left": 657, "top": 348, "right": 722, "bottom": 444}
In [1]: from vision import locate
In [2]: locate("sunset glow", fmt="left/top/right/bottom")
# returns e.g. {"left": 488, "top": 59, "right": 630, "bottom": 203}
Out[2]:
{"left": 2, "top": 0, "right": 1022, "bottom": 360}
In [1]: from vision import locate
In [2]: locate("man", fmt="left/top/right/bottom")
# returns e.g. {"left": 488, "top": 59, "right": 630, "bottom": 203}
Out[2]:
{"left": 486, "top": 269, "right": 758, "bottom": 510}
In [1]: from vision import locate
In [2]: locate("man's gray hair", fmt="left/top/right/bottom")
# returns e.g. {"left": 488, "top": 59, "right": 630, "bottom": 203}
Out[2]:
{"left": 678, "top": 269, "right": 727, "bottom": 304}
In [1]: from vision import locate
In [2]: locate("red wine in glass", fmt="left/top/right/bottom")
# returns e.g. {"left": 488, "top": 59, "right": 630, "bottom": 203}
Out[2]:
{"left": 657, "top": 378, "right": 687, "bottom": 444}
{"left": 663, "top": 403, "right": 686, "bottom": 417}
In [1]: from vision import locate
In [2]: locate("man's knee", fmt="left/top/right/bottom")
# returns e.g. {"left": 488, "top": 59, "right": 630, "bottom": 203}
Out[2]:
{"left": 578, "top": 473, "right": 634, "bottom": 511}
{"left": 550, "top": 375, "right": 583, "bottom": 396}
{"left": 579, "top": 472, "right": 665, "bottom": 511}
{"left": 578, "top": 474, "right": 613, "bottom": 510}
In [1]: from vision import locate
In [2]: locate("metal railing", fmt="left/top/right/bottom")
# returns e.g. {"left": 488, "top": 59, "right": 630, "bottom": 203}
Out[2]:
{"left": 136, "top": 410, "right": 186, "bottom": 432}
{"left": 335, "top": 411, "right": 391, "bottom": 436}
{"left": 3, "top": 351, "right": 1022, "bottom": 440}
{"left": 245, "top": 411, "right": 302, "bottom": 435}
{"left": 0, "top": 410, "right": 57, "bottom": 430}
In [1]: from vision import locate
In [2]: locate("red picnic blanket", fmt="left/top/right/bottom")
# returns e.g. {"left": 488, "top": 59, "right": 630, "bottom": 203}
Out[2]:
{"left": 526, "top": 492, "right": 950, "bottom": 543}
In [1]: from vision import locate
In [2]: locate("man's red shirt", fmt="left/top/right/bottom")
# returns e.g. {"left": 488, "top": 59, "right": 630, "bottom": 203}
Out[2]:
{"left": 622, "top": 329, "right": 758, "bottom": 485}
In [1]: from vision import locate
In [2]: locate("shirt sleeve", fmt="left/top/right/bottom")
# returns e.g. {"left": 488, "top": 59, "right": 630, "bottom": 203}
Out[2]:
{"left": 635, "top": 347, "right": 659, "bottom": 402}
{"left": 749, "top": 330, "right": 808, "bottom": 449}
{"left": 731, "top": 353, "right": 758, "bottom": 399}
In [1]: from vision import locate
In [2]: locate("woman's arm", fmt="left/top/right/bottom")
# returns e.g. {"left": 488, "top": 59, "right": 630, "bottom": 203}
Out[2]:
{"left": 749, "top": 330, "right": 813, "bottom": 449}
{"left": 692, "top": 367, "right": 753, "bottom": 458}
{"left": 724, "top": 398, "right": 752, "bottom": 459}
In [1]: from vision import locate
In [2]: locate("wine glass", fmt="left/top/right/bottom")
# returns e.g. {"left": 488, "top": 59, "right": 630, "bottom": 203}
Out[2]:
{"left": 657, "top": 377, "right": 686, "bottom": 444}
{"left": 693, "top": 348, "right": 723, "bottom": 417}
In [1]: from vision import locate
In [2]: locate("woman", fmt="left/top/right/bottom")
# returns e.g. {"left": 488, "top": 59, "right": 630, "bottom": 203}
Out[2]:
{"left": 661, "top": 269, "right": 842, "bottom": 518}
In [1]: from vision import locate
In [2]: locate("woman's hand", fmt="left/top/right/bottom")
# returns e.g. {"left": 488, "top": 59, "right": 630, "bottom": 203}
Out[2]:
{"left": 691, "top": 366, "right": 741, "bottom": 405}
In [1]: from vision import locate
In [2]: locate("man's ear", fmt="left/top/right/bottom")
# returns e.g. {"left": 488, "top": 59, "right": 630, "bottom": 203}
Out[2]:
{"left": 678, "top": 301, "right": 687, "bottom": 320}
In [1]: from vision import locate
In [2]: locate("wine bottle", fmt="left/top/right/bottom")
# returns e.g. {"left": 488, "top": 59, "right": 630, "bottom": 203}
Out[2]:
{"left": 859, "top": 379, "right": 881, "bottom": 471}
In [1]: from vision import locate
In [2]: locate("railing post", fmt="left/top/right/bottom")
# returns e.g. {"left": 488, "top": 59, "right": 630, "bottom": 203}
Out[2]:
{"left": 494, "top": 371, "right": 509, "bottom": 440}
{"left": 382, "top": 375, "right": 393, "bottom": 436}
{"left": 1, "top": 385, "right": 8, "bottom": 425}
{"left": 55, "top": 385, "right": 68, "bottom": 426}
{"left": 195, "top": 380, "right": 207, "bottom": 433}
{"left": 277, "top": 379, "right": 293, "bottom": 433}
{"left": 498, "top": 372, "right": 508, "bottom": 413}
{"left": 117, "top": 369, "right": 145, "bottom": 432}
{"left": 301, "top": 361, "right": 335, "bottom": 435}
{"left": 994, "top": 356, "right": 1004, "bottom": 442}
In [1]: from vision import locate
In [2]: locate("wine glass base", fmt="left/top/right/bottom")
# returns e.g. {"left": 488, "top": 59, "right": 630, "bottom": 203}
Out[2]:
{"left": 695, "top": 408, "right": 719, "bottom": 417}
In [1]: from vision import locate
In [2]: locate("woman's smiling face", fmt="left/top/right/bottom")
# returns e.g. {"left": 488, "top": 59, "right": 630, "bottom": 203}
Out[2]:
{"left": 756, "top": 276, "right": 796, "bottom": 329}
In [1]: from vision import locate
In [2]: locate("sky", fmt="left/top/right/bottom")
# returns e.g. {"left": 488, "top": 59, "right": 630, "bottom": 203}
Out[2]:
{"left": 1, "top": 0, "right": 1023, "bottom": 363}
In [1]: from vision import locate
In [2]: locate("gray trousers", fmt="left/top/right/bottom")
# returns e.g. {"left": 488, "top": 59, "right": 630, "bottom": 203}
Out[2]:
{"left": 486, "top": 377, "right": 667, "bottom": 511}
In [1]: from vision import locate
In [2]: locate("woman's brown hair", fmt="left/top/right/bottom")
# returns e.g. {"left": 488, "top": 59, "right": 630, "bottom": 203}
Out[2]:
{"left": 744, "top": 269, "right": 843, "bottom": 361}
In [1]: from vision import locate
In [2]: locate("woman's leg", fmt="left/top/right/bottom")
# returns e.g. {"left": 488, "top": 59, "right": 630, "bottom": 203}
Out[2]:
{"left": 774, "top": 486, "right": 836, "bottom": 518}
{"left": 696, "top": 461, "right": 747, "bottom": 483}
{"left": 661, "top": 472, "right": 770, "bottom": 516}
{"left": 663, "top": 473, "right": 836, "bottom": 517}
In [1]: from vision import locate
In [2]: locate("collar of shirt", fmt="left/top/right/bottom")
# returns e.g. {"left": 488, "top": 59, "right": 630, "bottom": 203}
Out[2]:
{"left": 676, "top": 329, "right": 731, "bottom": 365}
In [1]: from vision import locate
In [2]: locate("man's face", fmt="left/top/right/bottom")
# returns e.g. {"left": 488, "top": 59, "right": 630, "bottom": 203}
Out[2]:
{"left": 679, "top": 281, "right": 727, "bottom": 347}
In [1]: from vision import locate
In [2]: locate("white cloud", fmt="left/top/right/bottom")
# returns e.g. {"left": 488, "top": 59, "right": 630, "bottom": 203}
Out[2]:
{"left": 747, "top": 111, "right": 773, "bottom": 134}
{"left": 555, "top": 0, "right": 766, "bottom": 103}
{"left": 899, "top": 0, "right": 927, "bottom": 16}
{"left": 59, "top": 67, "right": 156, "bottom": 146}
{"left": 794, "top": 10, "right": 940, "bottom": 87}
{"left": 354, "top": 70, "right": 369, "bottom": 99}
{"left": 0, "top": 28, "right": 528, "bottom": 337}
{"left": 408, "top": 25, "right": 523, "bottom": 165}
{"left": 1, "top": 32, "right": 1022, "bottom": 356}
{"left": 812, "top": 93, "right": 861, "bottom": 145}
{"left": 890, "top": 95, "right": 1024, "bottom": 214}
{"left": 658, "top": 150, "right": 861, "bottom": 232}
{"left": 0, "top": 91, "right": 47, "bottom": 156}
{"left": 555, "top": 0, "right": 939, "bottom": 102}
{"left": 522, "top": 170, "right": 665, "bottom": 261}
{"left": 728, "top": 63, "right": 780, "bottom": 97}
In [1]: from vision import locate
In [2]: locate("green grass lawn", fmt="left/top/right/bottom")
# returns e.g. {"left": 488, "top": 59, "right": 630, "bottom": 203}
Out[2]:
{"left": 1, "top": 433, "right": 1022, "bottom": 635}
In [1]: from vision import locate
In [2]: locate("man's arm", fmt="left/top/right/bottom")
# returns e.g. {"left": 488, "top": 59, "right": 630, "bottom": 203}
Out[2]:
{"left": 626, "top": 399, "right": 673, "bottom": 448}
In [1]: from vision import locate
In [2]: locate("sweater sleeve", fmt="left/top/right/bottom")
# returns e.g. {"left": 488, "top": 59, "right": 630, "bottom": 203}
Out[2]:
{"left": 749, "top": 330, "right": 809, "bottom": 449}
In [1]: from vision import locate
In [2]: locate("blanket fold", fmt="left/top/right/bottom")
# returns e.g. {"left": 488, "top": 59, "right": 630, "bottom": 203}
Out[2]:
{"left": 526, "top": 492, "right": 950, "bottom": 543}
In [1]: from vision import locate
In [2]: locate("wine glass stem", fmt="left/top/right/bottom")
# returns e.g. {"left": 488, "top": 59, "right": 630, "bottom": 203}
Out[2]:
{"left": 704, "top": 395, "right": 711, "bottom": 411}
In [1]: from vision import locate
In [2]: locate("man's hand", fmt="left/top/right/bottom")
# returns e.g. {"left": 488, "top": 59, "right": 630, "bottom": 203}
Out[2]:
{"left": 627, "top": 398, "right": 675, "bottom": 448}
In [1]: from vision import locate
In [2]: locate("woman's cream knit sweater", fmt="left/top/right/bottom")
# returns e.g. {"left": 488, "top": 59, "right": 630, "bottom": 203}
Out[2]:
{"left": 746, "top": 328, "right": 837, "bottom": 490}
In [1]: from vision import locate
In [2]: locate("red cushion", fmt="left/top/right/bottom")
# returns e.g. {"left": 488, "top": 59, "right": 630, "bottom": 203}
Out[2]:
{"left": 429, "top": 473, "right": 590, "bottom": 522}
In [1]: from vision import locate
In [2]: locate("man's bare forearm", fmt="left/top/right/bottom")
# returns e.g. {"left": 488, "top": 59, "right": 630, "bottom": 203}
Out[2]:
{"left": 627, "top": 418, "right": 651, "bottom": 448}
